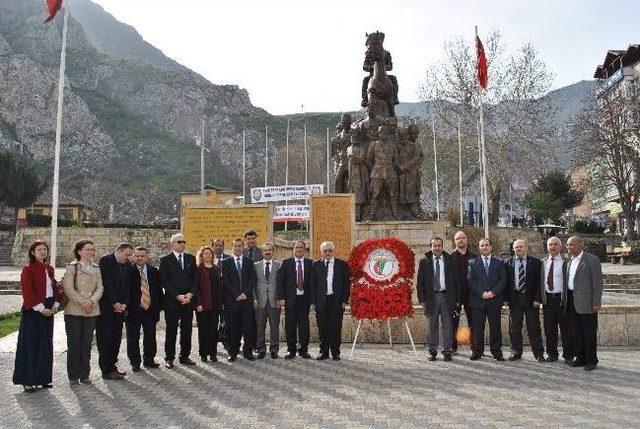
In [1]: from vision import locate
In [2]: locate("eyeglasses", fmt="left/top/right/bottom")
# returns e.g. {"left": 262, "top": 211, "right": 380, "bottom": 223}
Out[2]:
{"left": 175, "top": 240, "right": 187, "bottom": 244}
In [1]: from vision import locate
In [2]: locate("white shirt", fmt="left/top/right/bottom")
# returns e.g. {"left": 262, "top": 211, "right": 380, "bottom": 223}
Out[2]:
{"left": 482, "top": 255, "right": 492, "bottom": 270}
{"left": 295, "top": 258, "right": 305, "bottom": 296}
{"left": 136, "top": 264, "right": 147, "bottom": 278}
{"left": 568, "top": 251, "right": 583, "bottom": 291}
{"left": 173, "top": 251, "right": 184, "bottom": 269}
{"left": 545, "top": 254, "right": 563, "bottom": 293}
{"left": 432, "top": 255, "right": 446, "bottom": 290}
{"left": 325, "top": 258, "right": 334, "bottom": 295}
{"left": 33, "top": 268, "right": 59, "bottom": 313}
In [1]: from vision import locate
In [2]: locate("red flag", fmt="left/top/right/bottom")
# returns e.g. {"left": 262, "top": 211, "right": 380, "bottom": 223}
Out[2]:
{"left": 44, "top": 0, "right": 63, "bottom": 23}
{"left": 476, "top": 35, "right": 488, "bottom": 89}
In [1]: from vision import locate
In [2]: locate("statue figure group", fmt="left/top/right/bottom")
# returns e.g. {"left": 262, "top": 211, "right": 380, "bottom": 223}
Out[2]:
{"left": 331, "top": 32, "right": 424, "bottom": 222}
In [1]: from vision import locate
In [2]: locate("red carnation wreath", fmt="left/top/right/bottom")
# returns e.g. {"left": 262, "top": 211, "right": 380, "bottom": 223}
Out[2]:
{"left": 348, "top": 237, "right": 414, "bottom": 320}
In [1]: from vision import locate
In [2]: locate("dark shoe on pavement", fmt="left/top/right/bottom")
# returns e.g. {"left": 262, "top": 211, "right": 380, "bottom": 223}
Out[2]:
{"left": 69, "top": 379, "right": 80, "bottom": 386}
{"left": 116, "top": 369, "right": 127, "bottom": 376}
{"left": 546, "top": 356, "right": 558, "bottom": 362}
{"left": 179, "top": 357, "right": 196, "bottom": 366}
{"left": 257, "top": 352, "right": 266, "bottom": 359}
{"left": 144, "top": 361, "right": 160, "bottom": 369}
{"left": 132, "top": 365, "right": 141, "bottom": 372}
{"left": 270, "top": 351, "right": 278, "bottom": 359}
{"left": 244, "top": 354, "right": 256, "bottom": 361}
{"left": 201, "top": 356, "right": 208, "bottom": 363}
{"left": 80, "top": 379, "right": 92, "bottom": 385}
{"left": 102, "top": 371, "right": 124, "bottom": 380}
{"left": 493, "top": 354, "right": 505, "bottom": 361}
{"left": 332, "top": 355, "right": 341, "bottom": 361}
{"left": 444, "top": 355, "right": 452, "bottom": 362}
{"left": 227, "top": 355, "right": 237, "bottom": 362}
{"left": 165, "top": 360, "right": 175, "bottom": 369}
{"left": 508, "top": 354, "right": 522, "bottom": 361}
{"left": 316, "top": 354, "right": 330, "bottom": 361}
{"left": 584, "top": 363, "right": 597, "bottom": 371}
{"left": 42, "top": 384, "right": 54, "bottom": 389}
{"left": 428, "top": 353, "right": 437, "bottom": 361}
{"left": 285, "top": 352, "right": 296, "bottom": 360}
{"left": 570, "top": 360, "right": 586, "bottom": 367}
{"left": 535, "top": 356, "right": 546, "bottom": 363}
{"left": 470, "top": 354, "right": 482, "bottom": 361}
{"left": 23, "top": 385, "right": 36, "bottom": 393}
{"left": 210, "top": 356, "right": 218, "bottom": 363}
{"left": 299, "top": 351, "right": 311, "bottom": 359}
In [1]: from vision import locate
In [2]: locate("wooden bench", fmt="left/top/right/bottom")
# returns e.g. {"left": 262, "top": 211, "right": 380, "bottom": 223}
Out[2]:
{"left": 608, "top": 246, "right": 632, "bottom": 265}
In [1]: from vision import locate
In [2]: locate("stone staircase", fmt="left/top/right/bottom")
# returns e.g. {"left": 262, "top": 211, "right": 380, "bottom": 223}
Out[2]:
{"left": 603, "top": 273, "right": 640, "bottom": 293}
{"left": 0, "top": 232, "right": 14, "bottom": 266}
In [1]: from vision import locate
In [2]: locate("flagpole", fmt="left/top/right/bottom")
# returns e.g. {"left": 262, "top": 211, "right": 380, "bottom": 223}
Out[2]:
{"left": 458, "top": 116, "right": 463, "bottom": 226}
{"left": 432, "top": 116, "right": 440, "bottom": 221}
{"left": 264, "top": 125, "right": 268, "bottom": 187}
{"left": 200, "top": 119, "right": 205, "bottom": 193}
{"left": 242, "top": 130, "right": 246, "bottom": 203}
{"left": 326, "top": 127, "right": 330, "bottom": 194}
{"left": 49, "top": 0, "right": 70, "bottom": 268}
{"left": 476, "top": 120, "right": 483, "bottom": 227}
{"left": 285, "top": 119, "right": 290, "bottom": 232}
{"left": 476, "top": 26, "right": 490, "bottom": 239}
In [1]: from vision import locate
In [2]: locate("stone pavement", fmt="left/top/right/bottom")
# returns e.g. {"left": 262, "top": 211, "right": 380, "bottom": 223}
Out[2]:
{"left": 0, "top": 322, "right": 639, "bottom": 428}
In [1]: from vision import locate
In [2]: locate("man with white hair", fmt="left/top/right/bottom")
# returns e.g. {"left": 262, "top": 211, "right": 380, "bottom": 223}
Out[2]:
{"left": 310, "top": 241, "right": 350, "bottom": 361}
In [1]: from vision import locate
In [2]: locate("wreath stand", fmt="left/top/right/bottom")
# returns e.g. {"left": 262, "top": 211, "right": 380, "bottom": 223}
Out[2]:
{"left": 349, "top": 317, "right": 417, "bottom": 359}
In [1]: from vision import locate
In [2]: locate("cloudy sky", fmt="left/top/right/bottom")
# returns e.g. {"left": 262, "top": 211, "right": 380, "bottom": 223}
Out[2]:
{"left": 90, "top": 0, "right": 639, "bottom": 115}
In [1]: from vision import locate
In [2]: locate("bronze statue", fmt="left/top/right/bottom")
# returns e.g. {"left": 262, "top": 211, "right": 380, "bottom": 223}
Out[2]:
{"left": 397, "top": 123, "right": 423, "bottom": 218}
{"left": 347, "top": 130, "right": 369, "bottom": 221}
{"left": 368, "top": 123, "right": 400, "bottom": 220}
{"left": 331, "top": 113, "right": 351, "bottom": 193}
{"left": 362, "top": 32, "right": 398, "bottom": 119}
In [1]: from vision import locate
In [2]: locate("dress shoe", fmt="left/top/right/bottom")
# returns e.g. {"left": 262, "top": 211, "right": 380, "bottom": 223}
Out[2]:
{"left": 179, "top": 357, "right": 196, "bottom": 366}
{"left": 428, "top": 353, "right": 437, "bottom": 361}
{"left": 493, "top": 355, "right": 505, "bottom": 361}
{"left": 42, "top": 384, "right": 54, "bottom": 389}
{"left": 116, "top": 369, "right": 127, "bottom": 376}
{"left": 165, "top": 360, "right": 175, "bottom": 369}
{"left": 535, "top": 356, "right": 546, "bottom": 363}
{"left": 584, "top": 363, "right": 597, "bottom": 371}
{"left": 244, "top": 354, "right": 256, "bottom": 361}
{"left": 469, "top": 354, "right": 482, "bottom": 361}
{"left": 332, "top": 355, "right": 341, "bottom": 361}
{"left": 570, "top": 360, "right": 585, "bottom": 367}
{"left": 270, "top": 351, "right": 278, "bottom": 359}
{"left": 80, "top": 379, "right": 92, "bottom": 385}
{"left": 132, "top": 365, "right": 141, "bottom": 372}
{"left": 102, "top": 371, "right": 124, "bottom": 380}
{"left": 285, "top": 352, "right": 296, "bottom": 360}
{"left": 546, "top": 356, "right": 558, "bottom": 362}
{"left": 227, "top": 355, "right": 237, "bottom": 362}
{"left": 23, "top": 385, "right": 36, "bottom": 393}
{"left": 508, "top": 354, "right": 522, "bottom": 361}
{"left": 257, "top": 352, "right": 266, "bottom": 359}
{"left": 69, "top": 379, "right": 80, "bottom": 386}
{"left": 210, "top": 356, "right": 218, "bottom": 363}
{"left": 316, "top": 354, "right": 330, "bottom": 361}
{"left": 144, "top": 361, "right": 160, "bottom": 369}
{"left": 443, "top": 355, "right": 452, "bottom": 362}
{"left": 299, "top": 351, "right": 311, "bottom": 359}
{"left": 564, "top": 357, "right": 574, "bottom": 365}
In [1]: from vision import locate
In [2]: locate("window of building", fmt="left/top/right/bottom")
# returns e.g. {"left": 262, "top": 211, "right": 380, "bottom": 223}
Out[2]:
{"left": 59, "top": 209, "right": 74, "bottom": 220}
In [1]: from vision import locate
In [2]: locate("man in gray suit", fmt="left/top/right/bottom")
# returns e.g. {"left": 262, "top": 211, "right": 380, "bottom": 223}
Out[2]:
{"left": 254, "top": 242, "right": 281, "bottom": 359}
{"left": 565, "top": 236, "right": 603, "bottom": 371}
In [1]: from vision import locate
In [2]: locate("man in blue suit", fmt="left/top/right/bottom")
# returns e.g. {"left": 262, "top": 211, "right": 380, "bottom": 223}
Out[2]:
{"left": 467, "top": 238, "right": 507, "bottom": 361}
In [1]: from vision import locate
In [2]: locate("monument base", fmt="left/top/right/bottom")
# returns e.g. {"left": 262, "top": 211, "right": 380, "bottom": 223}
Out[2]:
{"left": 355, "top": 220, "right": 449, "bottom": 256}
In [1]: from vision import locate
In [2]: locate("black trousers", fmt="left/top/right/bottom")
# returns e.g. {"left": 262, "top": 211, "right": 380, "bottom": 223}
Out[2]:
{"left": 470, "top": 300, "right": 503, "bottom": 357}
{"left": 543, "top": 293, "right": 571, "bottom": 359}
{"left": 452, "top": 302, "right": 474, "bottom": 352}
{"left": 226, "top": 300, "right": 255, "bottom": 357}
{"left": 285, "top": 296, "right": 310, "bottom": 354}
{"left": 96, "top": 306, "right": 125, "bottom": 375}
{"left": 64, "top": 315, "right": 96, "bottom": 381}
{"left": 566, "top": 289, "right": 598, "bottom": 365}
{"left": 508, "top": 292, "right": 544, "bottom": 357}
{"left": 126, "top": 309, "right": 157, "bottom": 366}
{"left": 164, "top": 302, "right": 193, "bottom": 361}
{"left": 316, "top": 295, "right": 344, "bottom": 357}
{"left": 196, "top": 309, "right": 220, "bottom": 358}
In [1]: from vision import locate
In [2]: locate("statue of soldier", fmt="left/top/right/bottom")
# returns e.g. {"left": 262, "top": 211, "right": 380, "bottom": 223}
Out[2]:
{"left": 352, "top": 102, "right": 386, "bottom": 149}
{"left": 361, "top": 33, "right": 399, "bottom": 109}
{"left": 331, "top": 113, "right": 351, "bottom": 193}
{"left": 347, "top": 130, "right": 369, "bottom": 221}
{"left": 367, "top": 122, "right": 400, "bottom": 220}
{"left": 397, "top": 123, "right": 423, "bottom": 218}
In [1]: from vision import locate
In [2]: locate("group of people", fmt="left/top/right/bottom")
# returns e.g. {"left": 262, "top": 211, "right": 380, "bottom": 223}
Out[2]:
{"left": 418, "top": 231, "right": 603, "bottom": 372}
{"left": 12, "top": 228, "right": 604, "bottom": 393}
{"left": 12, "top": 229, "right": 351, "bottom": 392}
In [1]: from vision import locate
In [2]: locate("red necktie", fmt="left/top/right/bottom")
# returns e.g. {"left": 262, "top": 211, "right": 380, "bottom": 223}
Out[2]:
{"left": 546, "top": 258, "right": 554, "bottom": 292}
{"left": 296, "top": 260, "right": 304, "bottom": 291}
{"left": 265, "top": 261, "right": 270, "bottom": 282}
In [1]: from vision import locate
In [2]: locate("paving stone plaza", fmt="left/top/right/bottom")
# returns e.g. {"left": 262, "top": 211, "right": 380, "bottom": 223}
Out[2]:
{"left": 1, "top": 322, "right": 639, "bottom": 428}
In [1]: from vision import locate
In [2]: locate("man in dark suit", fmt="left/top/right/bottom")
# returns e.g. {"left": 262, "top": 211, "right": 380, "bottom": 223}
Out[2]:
{"left": 565, "top": 236, "right": 603, "bottom": 371}
{"left": 98, "top": 242, "right": 134, "bottom": 380}
{"left": 277, "top": 239, "right": 313, "bottom": 359}
{"left": 221, "top": 237, "right": 257, "bottom": 361}
{"left": 243, "top": 230, "right": 263, "bottom": 262}
{"left": 159, "top": 233, "right": 198, "bottom": 368}
{"left": 467, "top": 238, "right": 507, "bottom": 361}
{"left": 127, "top": 246, "right": 163, "bottom": 372}
{"left": 505, "top": 239, "right": 545, "bottom": 361}
{"left": 310, "top": 241, "right": 350, "bottom": 361}
{"left": 417, "top": 237, "right": 458, "bottom": 361}
{"left": 212, "top": 238, "right": 231, "bottom": 266}
{"left": 450, "top": 230, "right": 477, "bottom": 354}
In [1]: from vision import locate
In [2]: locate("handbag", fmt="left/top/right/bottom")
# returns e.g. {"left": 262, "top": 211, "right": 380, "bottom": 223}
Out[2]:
{"left": 57, "top": 264, "right": 77, "bottom": 310}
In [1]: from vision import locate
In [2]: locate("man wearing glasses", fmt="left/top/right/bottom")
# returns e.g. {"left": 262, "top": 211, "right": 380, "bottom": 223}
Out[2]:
{"left": 159, "top": 233, "right": 198, "bottom": 368}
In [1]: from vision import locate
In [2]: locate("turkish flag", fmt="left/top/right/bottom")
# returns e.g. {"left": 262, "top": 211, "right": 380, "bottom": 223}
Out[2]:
{"left": 476, "top": 35, "right": 488, "bottom": 89}
{"left": 44, "top": 0, "right": 63, "bottom": 23}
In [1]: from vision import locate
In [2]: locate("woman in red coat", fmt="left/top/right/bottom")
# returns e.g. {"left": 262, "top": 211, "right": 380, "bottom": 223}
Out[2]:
{"left": 13, "top": 240, "right": 64, "bottom": 392}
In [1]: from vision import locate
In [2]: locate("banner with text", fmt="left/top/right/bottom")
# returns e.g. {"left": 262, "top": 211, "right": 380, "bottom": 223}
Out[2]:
{"left": 250, "top": 184, "right": 324, "bottom": 204}
{"left": 273, "top": 205, "right": 309, "bottom": 222}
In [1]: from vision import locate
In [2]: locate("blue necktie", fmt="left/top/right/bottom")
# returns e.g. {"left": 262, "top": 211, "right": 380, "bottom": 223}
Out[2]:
{"left": 484, "top": 257, "right": 490, "bottom": 276}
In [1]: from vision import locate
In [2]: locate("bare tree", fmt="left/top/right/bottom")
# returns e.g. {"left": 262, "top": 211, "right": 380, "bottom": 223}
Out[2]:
{"left": 419, "top": 30, "right": 556, "bottom": 224}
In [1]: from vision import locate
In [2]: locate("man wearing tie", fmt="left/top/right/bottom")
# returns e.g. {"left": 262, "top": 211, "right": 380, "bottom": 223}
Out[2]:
{"left": 159, "top": 233, "right": 198, "bottom": 368}
{"left": 211, "top": 238, "right": 231, "bottom": 266}
{"left": 243, "top": 230, "right": 263, "bottom": 262}
{"left": 417, "top": 237, "right": 458, "bottom": 361}
{"left": 126, "top": 247, "right": 163, "bottom": 371}
{"left": 254, "top": 243, "right": 281, "bottom": 359}
{"left": 467, "top": 238, "right": 507, "bottom": 361}
{"left": 221, "top": 238, "right": 257, "bottom": 361}
{"left": 505, "top": 239, "right": 545, "bottom": 362}
{"left": 565, "top": 236, "right": 603, "bottom": 371}
{"left": 277, "top": 240, "right": 313, "bottom": 359}
{"left": 310, "top": 241, "right": 350, "bottom": 361}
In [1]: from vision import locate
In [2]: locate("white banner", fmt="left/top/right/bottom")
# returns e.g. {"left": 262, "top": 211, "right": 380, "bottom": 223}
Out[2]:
{"left": 250, "top": 184, "right": 324, "bottom": 203}
{"left": 273, "top": 205, "right": 309, "bottom": 222}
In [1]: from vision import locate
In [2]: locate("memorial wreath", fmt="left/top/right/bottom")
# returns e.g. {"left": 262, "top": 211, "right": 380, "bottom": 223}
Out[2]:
{"left": 348, "top": 237, "right": 414, "bottom": 320}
